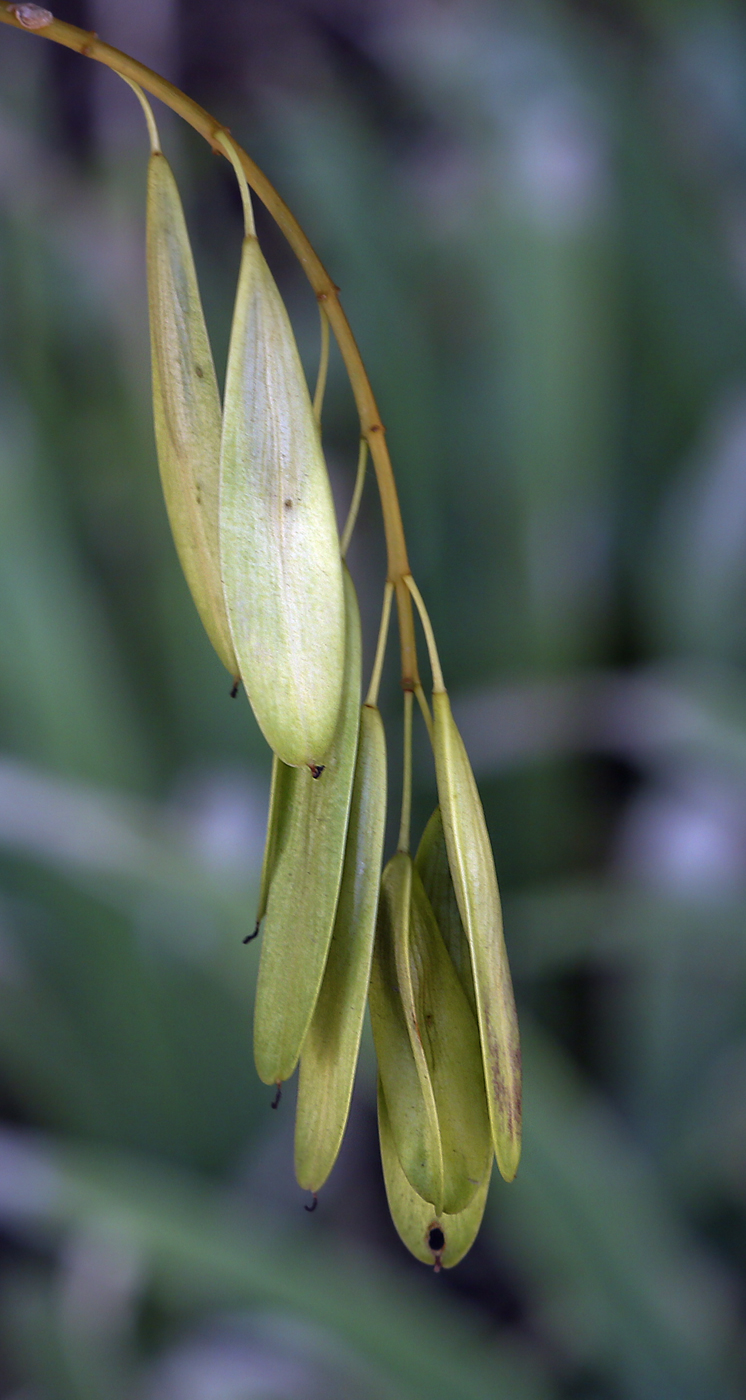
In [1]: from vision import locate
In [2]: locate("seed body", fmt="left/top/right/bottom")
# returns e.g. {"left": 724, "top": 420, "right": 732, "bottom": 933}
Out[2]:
{"left": 253, "top": 566, "right": 361, "bottom": 1085}
{"left": 221, "top": 235, "right": 345, "bottom": 768}
{"left": 146, "top": 151, "right": 236, "bottom": 675}
{"left": 416, "top": 806, "right": 476, "bottom": 1018}
{"left": 369, "top": 852, "right": 444, "bottom": 1212}
{"left": 295, "top": 702, "right": 387, "bottom": 1192}
{"left": 408, "top": 866, "right": 491, "bottom": 1214}
{"left": 370, "top": 848, "right": 490, "bottom": 1214}
{"left": 378, "top": 1079, "right": 492, "bottom": 1269}
{"left": 432, "top": 690, "right": 522, "bottom": 1182}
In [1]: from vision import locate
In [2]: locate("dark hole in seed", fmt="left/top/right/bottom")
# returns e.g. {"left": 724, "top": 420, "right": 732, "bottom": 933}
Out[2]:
{"left": 195, "top": 364, "right": 204, "bottom": 378}
{"left": 428, "top": 1226, "right": 445, "bottom": 1254}
{"left": 284, "top": 498, "right": 293, "bottom": 508}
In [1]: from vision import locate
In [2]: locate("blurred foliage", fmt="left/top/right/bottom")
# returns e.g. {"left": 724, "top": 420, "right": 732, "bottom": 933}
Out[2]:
{"left": 0, "top": 0, "right": 746, "bottom": 1396}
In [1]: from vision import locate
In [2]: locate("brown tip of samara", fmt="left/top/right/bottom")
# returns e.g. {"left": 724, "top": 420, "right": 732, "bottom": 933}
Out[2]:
{"left": 242, "top": 922, "right": 259, "bottom": 945}
{"left": 309, "top": 764, "right": 325, "bottom": 779}
{"left": 304, "top": 1192, "right": 318, "bottom": 1213}
{"left": 271, "top": 1083, "right": 282, "bottom": 1110}
{"left": 230, "top": 677, "right": 240, "bottom": 698}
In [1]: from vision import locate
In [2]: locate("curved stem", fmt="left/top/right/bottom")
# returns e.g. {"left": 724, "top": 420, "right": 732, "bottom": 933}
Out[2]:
{"left": 313, "top": 305, "right": 330, "bottom": 427}
{"left": 414, "top": 681, "right": 433, "bottom": 741}
{"left": 215, "top": 131, "right": 255, "bottom": 237}
{"left": 405, "top": 575, "right": 445, "bottom": 694}
{"left": 0, "top": 9, "right": 420, "bottom": 690}
{"left": 122, "top": 79, "right": 160, "bottom": 153}
{"left": 340, "top": 437, "right": 367, "bottom": 559}
{"left": 365, "top": 581, "right": 394, "bottom": 709}
{"left": 397, "top": 689, "right": 413, "bottom": 854}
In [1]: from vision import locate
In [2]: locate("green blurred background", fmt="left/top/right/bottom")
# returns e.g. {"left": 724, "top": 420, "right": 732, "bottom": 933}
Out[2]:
{"left": 0, "top": 0, "right": 745, "bottom": 1395}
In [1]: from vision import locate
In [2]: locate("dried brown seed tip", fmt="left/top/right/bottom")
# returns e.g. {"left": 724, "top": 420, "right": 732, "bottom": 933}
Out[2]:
{"left": 309, "top": 764, "right": 325, "bottom": 779}
{"left": 242, "top": 923, "right": 259, "bottom": 945}
{"left": 271, "top": 1083, "right": 282, "bottom": 1110}
{"left": 230, "top": 678, "right": 240, "bottom": 698}
{"left": 304, "top": 1193, "right": 318, "bottom": 1213}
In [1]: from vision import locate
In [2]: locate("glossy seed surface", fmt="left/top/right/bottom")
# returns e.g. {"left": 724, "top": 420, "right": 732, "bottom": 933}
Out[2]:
{"left": 369, "top": 852, "right": 444, "bottom": 1212}
{"left": 415, "top": 806, "right": 476, "bottom": 1018}
{"left": 378, "top": 1079, "right": 492, "bottom": 1268}
{"left": 253, "top": 566, "right": 361, "bottom": 1085}
{"left": 432, "top": 690, "right": 522, "bottom": 1182}
{"left": 408, "top": 866, "right": 491, "bottom": 1214}
{"left": 295, "top": 702, "right": 387, "bottom": 1191}
{"left": 147, "top": 150, "right": 236, "bottom": 675}
{"left": 220, "top": 235, "right": 345, "bottom": 768}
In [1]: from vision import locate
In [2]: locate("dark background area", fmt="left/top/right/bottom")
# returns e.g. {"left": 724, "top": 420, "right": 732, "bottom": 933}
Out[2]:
{"left": 0, "top": 0, "right": 745, "bottom": 1396}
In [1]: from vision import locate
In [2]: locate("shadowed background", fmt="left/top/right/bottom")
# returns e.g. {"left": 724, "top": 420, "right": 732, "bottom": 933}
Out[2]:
{"left": 0, "top": 0, "right": 745, "bottom": 1396}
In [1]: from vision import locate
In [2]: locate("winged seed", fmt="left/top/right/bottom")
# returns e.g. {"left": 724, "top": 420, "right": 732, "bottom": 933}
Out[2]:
{"left": 220, "top": 234, "right": 345, "bottom": 769}
{"left": 432, "top": 690, "right": 522, "bottom": 1182}
{"left": 295, "top": 702, "right": 387, "bottom": 1192}
{"left": 147, "top": 150, "right": 237, "bottom": 675}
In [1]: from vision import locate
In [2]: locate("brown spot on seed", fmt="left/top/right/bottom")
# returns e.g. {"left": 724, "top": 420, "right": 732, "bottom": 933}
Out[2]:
{"left": 427, "top": 1222, "right": 445, "bottom": 1272}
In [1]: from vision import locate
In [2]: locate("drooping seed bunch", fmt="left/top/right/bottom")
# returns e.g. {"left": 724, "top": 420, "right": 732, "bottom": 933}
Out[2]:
{"left": 128, "top": 80, "right": 521, "bottom": 1270}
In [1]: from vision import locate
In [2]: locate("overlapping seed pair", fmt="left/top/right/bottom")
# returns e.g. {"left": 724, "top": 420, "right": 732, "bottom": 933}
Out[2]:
{"left": 368, "top": 581, "right": 521, "bottom": 1266}
{"left": 139, "top": 86, "right": 345, "bottom": 771}
{"left": 369, "top": 809, "right": 494, "bottom": 1266}
{"left": 255, "top": 579, "right": 388, "bottom": 1190}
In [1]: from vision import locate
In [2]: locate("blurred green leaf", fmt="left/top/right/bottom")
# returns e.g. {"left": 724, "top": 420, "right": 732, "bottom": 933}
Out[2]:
{"left": 0, "top": 1130, "right": 551, "bottom": 1400}
{"left": 489, "top": 1021, "right": 741, "bottom": 1400}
